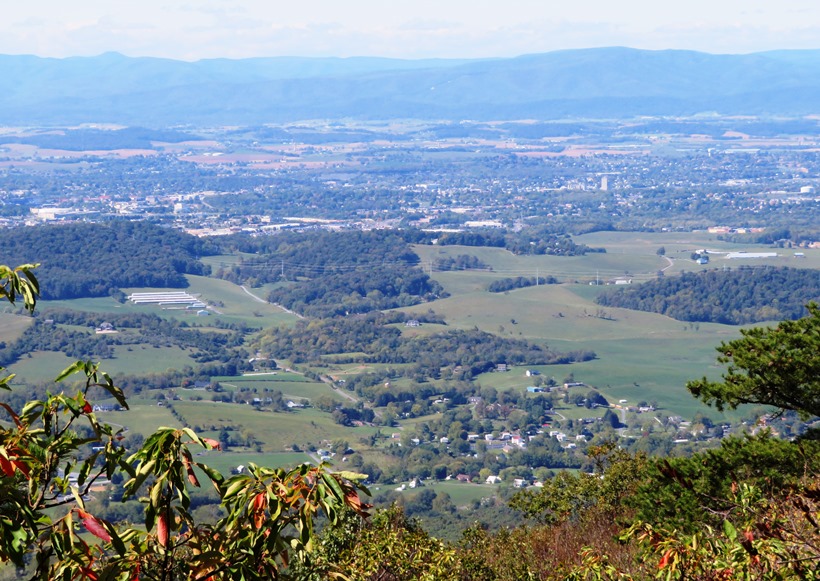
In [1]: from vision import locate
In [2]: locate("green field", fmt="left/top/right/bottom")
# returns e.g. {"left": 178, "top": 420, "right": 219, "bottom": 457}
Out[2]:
{"left": 42, "top": 274, "right": 300, "bottom": 328}
{"left": 413, "top": 244, "right": 666, "bottom": 292}
{"left": 400, "top": 243, "right": 769, "bottom": 419}
{"left": 375, "top": 480, "right": 500, "bottom": 508}
{"left": 212, "top": 373, "right": 347, "bottom": 403}
{"left": 115, "top": 404, "right": 183, "bottom": 437}
{"left": 574, "top": 231, "right": 820, "bottom": 274}
{"left": 0, "top": 312, "right": 33, "bottom": 343}
{"left": 171, "top": 401, "right": 380, "bottom": 452}
{"left": 191, "top": 451, "right": 314, "bottom": 477}
{"left": 7, "top": 351, "right": 79, "bottom": 383}
{"left": 184, "top": 275, "right": 300, "bottom": 327}
{"left": 5, "top": 345, "right": 197, "bottom": 383}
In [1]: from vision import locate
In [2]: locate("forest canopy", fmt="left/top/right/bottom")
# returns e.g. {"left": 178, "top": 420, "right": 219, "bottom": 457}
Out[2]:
{"left": 595, "top": 266, "right": 820, "bottom": 324}
{"left": 0, "top": 221, "right": 215, "bottom": 299}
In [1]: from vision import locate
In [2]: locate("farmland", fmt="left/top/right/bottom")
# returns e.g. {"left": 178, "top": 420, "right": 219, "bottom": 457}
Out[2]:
{"left": 1, "top": 227, "right": 817, "bottom": 499}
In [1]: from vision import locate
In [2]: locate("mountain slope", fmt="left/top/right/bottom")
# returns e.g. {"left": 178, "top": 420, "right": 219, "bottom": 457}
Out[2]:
{"left": 2, "top": 47, "right": 820, "bottom": 124}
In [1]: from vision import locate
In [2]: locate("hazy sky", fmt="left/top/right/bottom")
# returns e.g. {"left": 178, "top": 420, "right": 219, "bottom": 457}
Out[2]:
{"left": 3, "top": 1, "right": 820, "bottom": 60}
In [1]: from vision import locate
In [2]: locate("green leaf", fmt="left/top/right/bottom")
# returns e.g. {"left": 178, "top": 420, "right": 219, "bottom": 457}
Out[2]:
{"left": 723, "top": 519, "right": 737, "bottom": 541}
{"left": 55, "top": 361, "right": 85, "bottom": 383}
{"left": 321, "top": 472, "right": 345, "bottom": 502}
{"left": 336, "top": 471, "right": 369, "bottom": 481}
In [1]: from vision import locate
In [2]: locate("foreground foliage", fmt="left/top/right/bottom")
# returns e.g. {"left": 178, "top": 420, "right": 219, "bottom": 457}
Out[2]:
{"left": 0, "top": 264, "right": 368, "bottom": 580}
{"left": 3, "top": 261, "right": 820, "bottom": 580}
{"left": 688, "top": 302, "right": 820, "bottom": 418}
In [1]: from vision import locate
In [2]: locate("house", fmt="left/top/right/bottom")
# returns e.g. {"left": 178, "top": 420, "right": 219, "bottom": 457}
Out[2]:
{"left": 525, "top": 369, "right": 540, "bottom": 377}
{"left": 404, "top": 319, "right": 421, "bottom": 327}
{"left": 526, "top": 386, "right": 544, "bottom": 393}
{"left": 513, "top": 478, "right": 529, "bottom": 488}
{"left": 486, "top": 475, "right": 502, "bottom": 484}
{"left": 455, "top": 474, "right": 471, "bottom": 482}
{"left": 439, "top": 437, "right": 450, "bottom": 444}
{"left": 95, "top": 322, "right": 118, "bottom": 334}
{"left": 496, "top": 363, "right": 509, "bottom": 372}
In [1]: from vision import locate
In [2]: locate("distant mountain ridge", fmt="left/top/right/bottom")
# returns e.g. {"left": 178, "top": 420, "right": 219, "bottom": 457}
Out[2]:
{"left": 2, "top": 47, "right": 820, "bottom": 125}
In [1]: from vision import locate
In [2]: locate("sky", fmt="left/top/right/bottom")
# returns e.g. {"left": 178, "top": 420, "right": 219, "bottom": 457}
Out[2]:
{"left": 3, "top": 1, "right": 820, "bottom": 61}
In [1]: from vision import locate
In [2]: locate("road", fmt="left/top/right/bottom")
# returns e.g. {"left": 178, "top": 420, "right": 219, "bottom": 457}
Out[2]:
{"left": 240, "top": 284, "right": 304, "bottom": 318}
{"left": 240, "top": 285, "right": 267, "bottom": 304}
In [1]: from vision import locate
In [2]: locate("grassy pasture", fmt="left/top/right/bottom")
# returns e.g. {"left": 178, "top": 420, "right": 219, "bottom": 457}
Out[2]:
{"left": 7, "top": 351, "right": 78, "bottom": 383}
{"left": 108, "top": 345, "right": 196, "bottom": 375}
{"left": 7, "top": 345, "right": 198, "bottom": 381}
{"left": 0, "top": 312, "right": 33, "bottom": 345}
{"left": 184, "top": 275, "right": 300, "bottom": 327}
{"left": 574, "top": 231, "right": 820, "bottom": 274}
{"left": 377, "top": 480, "right": 499, "bottom": 508}
{"left": 116, "top": 404, "right": 182, "bottom": 437}
{"left": 402, "top": 282, "right": 734, "bottom": 343}
{"left": 213, "top": 375, "right": 345, "bottom": 402}
{"left": 170, "top": 401, "right": 380, "bottom": 452}
{"left": 400, "top": 246, "right": 754, "bottom": 420}
{"left": 191, "top": 451, "right": 313, "bottom": 477}
{"left": 413, "top": 244, "right": 667, "bottom": 290}
{"left": 41, "top": 274, "right": 299, "bottom": 328}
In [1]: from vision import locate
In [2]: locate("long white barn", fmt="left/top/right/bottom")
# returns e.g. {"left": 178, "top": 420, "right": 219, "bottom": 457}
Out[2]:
{"left": 127, "top": 291, "right": 205, "bottom": 308}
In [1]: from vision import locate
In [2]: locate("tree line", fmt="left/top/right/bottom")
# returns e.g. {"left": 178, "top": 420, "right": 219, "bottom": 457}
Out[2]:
{"left": 595, "top": 266, "right": 820, "bottom": 324}
{"left": 0, "top": 221, "right": 215, "bottom": 299}
{"left": 254, "top": 312, "right": 595, "bottom": 372}
{"left": 487, "top": 275, "right": 558, "bottom": 293}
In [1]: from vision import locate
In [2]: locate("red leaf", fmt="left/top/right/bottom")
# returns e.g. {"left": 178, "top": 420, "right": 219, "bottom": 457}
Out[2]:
{"left": 82, "top": 515, "right": 112, "bottom": 543}
{"left": 252, "top": 492, "right": 267, "bottom": 529}
{"left": 157, "top": 512, "right": 169, "bottom": 548}
{"left": 658, "top": 550, "right": 673, "bottom": 569}
{"left": 344, "top": 488, "right": 364, "bottom": 512}
{"left": 186, "top": 465, "right": 200, "bottom": 487}
{"left": 82, "top": 402, "right": 93, "bottom": 414}
{"left": 11, "top": 459, "right": 30, "bottom": 478}
{"left": 0, "top": 402, "right": 22, "bottom": 428}
{"left": 0, "top": 455, "right": 15, "bottom": 477}
{"left": 201, "top": 437, "right": 221, "bottom": 451}
{"left": 80, "top": 567, "right": 99, "bottom": 581}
